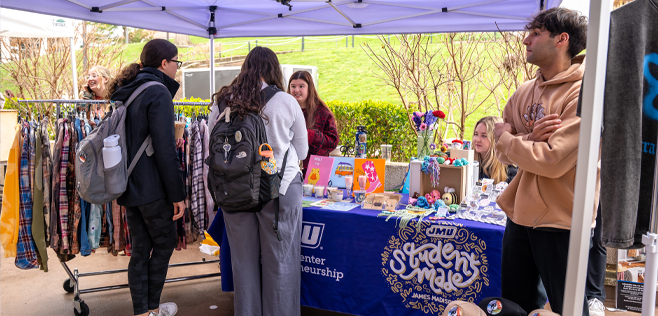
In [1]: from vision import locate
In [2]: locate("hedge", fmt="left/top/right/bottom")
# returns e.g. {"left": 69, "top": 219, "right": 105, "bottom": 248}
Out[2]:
{"left": 327, "top": 100, "right": 416, "bottom": 162}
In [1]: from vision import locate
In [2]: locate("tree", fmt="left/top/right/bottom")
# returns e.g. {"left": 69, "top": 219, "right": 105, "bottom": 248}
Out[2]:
{"left": 363, "top": 33, "right": 501, "bottom": 141}
{"left": 0, "top": 22, "right": 125, "bottom": 126}
{"left": 485, "top": 30, "right": 537, "bottom": 116}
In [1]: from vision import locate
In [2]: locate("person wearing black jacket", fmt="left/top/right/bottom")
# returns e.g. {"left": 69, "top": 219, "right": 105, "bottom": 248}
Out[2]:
{"left": 108, "top": 39, "right": 185, "bottom": 316}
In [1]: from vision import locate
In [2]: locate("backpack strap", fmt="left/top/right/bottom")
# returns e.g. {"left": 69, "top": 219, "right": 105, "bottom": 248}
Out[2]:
{"left": 124, "top": 81, "right": 166, "bottom": 177}
{"left": 272, "top": 148, "right": 290, "bottom": 241}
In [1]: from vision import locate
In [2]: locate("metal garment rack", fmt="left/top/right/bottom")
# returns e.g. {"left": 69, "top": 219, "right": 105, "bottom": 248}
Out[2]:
{"left": 17, "top": 99, "right": 216, "bottom": 316}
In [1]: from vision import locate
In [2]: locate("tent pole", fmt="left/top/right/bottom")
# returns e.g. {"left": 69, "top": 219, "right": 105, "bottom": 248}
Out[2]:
{"left": 210, "top": 35, "right": 215, "bottom": 99}
{"left": 71, "top": 36, "right": 78, "bottom": 99}
{"left": 562, "top": 0, "right": 611, "bottom": 315}
{"left": 208, "top": 5, "right": 217, "bottom": 100}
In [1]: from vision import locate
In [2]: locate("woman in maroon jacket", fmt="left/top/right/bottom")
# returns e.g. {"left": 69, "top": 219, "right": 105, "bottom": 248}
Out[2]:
{"left": 288, "top": 70, "right": 339, "bottom": 173}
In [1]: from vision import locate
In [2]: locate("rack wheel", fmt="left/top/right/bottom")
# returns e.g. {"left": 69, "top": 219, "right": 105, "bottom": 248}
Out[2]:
{"left": 73, "top": 301, "right": 89, "bottom": 316}
{"left": 63, "top": 279, "right": 74, "bottom": 293}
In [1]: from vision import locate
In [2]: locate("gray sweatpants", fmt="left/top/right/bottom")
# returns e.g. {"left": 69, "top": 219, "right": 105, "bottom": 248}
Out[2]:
{"left": 223, "top": 175, "right": 303, "bottom": 316}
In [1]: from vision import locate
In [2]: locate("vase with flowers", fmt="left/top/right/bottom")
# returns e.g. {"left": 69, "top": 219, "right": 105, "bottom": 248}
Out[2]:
{"left": 413, "top": 110, "right": 445, "bottom": 158}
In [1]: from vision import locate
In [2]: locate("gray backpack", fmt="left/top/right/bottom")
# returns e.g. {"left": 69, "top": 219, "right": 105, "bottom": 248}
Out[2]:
{"left": 75, "top": 81, "right": 164, "bottom": 204}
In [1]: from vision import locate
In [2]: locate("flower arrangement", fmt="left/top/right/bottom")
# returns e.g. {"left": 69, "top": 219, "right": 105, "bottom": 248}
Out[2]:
{"left": 412, "top": 110, "right": 445, "bottom": 158}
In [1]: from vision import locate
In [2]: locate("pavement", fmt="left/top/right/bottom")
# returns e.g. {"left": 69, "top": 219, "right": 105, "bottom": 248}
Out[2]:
{"left": 0, "top": 244, "right": 654, "bottom": 316}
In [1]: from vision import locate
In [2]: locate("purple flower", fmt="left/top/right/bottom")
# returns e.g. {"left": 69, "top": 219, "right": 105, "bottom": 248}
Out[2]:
{"left": 424, "top": 111, "right": 438, "bottom": 128}
{"left": 412, "top": 114, "right": 423, "bottom": 130}
{"left": 430, "top": 143, "right": 436, "bottom": 150}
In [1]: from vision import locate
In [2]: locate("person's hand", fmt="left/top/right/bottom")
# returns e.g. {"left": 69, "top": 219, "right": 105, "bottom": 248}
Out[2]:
{"left": 173, "top": 201, "right": 185, "bottom": 221}
{"left": 528, "top": 114, "right": 561, "bottom": 142}
{"left": 176, "top": 138, "right": 185, "bottom": 149}
{"left": 494, "top": 123, "right": 513, "bottom": 142}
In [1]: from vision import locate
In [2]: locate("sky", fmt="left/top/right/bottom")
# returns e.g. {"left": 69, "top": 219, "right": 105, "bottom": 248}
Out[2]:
{"left": 560, "top": 0, "right": 618, "bottom": 16}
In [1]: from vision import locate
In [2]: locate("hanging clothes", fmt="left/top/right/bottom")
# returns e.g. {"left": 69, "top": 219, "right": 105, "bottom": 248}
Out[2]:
{"left": 189, "top": 121, "right": 206, "bottom": 236}
{"left": 15, "top": 124, "right": 39, "bottom": 269}
{"left": 32, "top": 123, "right": 48, "bottom": 272}
{"left": 0, "top": 124, "right": 23, "bottom": 258}
{"left": 41, "top": 119, "right": 52, "bottom": 245}
{"left": 68, "top": 122, "right": 81, "bottom": 256}
{"left": 596, "top": 0, "right": 658, "bottom": 249}
{"left": 88, "top": 204, "right": 102, "bottom": 250}
{"left": 201, "top": 119, "right": 215, "bottom": 225}
{"left": 58, "top": 122, "right": 70, "bottom": 251}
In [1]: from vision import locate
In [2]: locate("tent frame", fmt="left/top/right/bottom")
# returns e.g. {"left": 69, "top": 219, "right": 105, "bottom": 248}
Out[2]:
{"left": 6, "top": 1, "right": 635, "bottom": 316}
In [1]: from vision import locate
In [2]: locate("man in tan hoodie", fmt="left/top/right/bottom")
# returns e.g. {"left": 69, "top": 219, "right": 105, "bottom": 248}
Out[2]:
{"left": 493, "top": 7, "right": 593, "bottom": 316}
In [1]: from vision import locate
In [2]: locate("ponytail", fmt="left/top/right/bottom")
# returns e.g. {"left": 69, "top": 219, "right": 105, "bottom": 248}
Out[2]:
{"left": 107, "top": 63, "right": 141, "bottom": 98}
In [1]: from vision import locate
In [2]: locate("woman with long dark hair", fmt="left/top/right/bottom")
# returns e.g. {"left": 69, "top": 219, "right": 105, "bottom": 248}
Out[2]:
{"left": 209, "top": 46, "right": 308, "bottom": 316}
{"left": 109, "top": 39, "right": 185, "bottom": 316}
{"left": 287, "top": 71, "right": 339, "bottom": 173}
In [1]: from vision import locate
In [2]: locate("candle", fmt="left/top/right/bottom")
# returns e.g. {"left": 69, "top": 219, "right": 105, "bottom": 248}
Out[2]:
{"left": 344, "top": 175, "right": 353, "bottom": 191}
{"left": 358, "top": 175, "right": 367, "bottom": 189}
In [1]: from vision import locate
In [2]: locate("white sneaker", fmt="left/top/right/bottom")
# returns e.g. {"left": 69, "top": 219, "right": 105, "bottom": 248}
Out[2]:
{"left": 588, "top": 298, "right": 605, "bottom": 316}
{"left": 158, "top": 302, "right": 178, "bottom": 316}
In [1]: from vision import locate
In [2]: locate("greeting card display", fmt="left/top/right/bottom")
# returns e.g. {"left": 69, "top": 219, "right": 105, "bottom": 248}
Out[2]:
{"left": 303, "top": 155, "right": 335, "bottom": 188}
{"left": 327, "top": 157, "right": 355, "bottom": 189}
{"left": 354, "top": 158, "right": 386, "bottom": 193}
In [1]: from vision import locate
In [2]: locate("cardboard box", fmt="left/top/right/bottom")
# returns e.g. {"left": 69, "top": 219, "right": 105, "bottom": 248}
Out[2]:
{"left": 409, "top": 160, "right": 468, "bottom": 204}
{"left": 449, "top": 148, "right": 474, "bottom": 161}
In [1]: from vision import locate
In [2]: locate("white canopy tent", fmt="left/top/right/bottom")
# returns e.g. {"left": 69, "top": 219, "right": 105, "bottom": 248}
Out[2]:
{"left": 0, "top": 8, "right": 79, "bottom": 97}
{"left": 0, "top": 1, "right": 613, "bottom": 316}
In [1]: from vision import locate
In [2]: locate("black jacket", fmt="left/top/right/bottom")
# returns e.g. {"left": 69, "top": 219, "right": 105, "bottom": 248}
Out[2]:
{"left": 111, "top": 67, "right": 185, "bottom": 207}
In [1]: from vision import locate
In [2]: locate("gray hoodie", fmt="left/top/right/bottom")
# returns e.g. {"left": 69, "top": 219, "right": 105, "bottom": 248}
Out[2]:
{"left": 598, "top": 0, "right": 658, "bottom": 249}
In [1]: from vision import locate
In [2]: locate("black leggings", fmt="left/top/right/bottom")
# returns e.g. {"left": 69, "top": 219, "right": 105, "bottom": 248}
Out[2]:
{"left": 126, "top": 199, "right": 177, "bottom": 315}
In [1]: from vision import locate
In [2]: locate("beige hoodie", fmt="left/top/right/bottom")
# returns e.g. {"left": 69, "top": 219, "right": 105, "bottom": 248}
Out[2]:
{"left": 496, "top": 55, "right": 599, "bottom": 230}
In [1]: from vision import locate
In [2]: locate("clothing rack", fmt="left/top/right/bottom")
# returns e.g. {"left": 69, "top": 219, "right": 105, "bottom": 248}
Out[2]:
{"left": 15, "top": 99, "right": 217, "bottom": 316}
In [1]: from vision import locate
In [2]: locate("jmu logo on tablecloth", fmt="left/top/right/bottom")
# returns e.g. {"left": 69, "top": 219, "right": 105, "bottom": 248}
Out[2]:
{"left": 301, "top": 222, "right": 325, "bottom": 249}
{"left": 381, "top": 221, "right": 490, "bottom": 315}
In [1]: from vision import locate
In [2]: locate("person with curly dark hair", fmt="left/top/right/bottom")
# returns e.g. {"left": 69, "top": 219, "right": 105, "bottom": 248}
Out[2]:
{"left": 208, "top": 46, "right": 308, "bottom": 316}
{"left": 492, "top": 7, "right": 592, "bottom": 316}
{"left": 109, "top": 39, "right": 185, "bottom": 316}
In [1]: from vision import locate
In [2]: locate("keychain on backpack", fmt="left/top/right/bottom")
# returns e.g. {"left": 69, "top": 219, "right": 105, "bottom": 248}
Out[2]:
{"left": 223, "top": 137, "right": 230, "bottom": 163}
{"left": 259, "top": 143, "right": 277, "bottom": 174}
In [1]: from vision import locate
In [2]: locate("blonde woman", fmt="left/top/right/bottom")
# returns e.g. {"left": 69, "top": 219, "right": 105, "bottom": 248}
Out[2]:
{"left": 82, "top": 65, "right": 113, "bottom": 126}
{"left": 472, "top": 116, "right": 518, "bottom": 184}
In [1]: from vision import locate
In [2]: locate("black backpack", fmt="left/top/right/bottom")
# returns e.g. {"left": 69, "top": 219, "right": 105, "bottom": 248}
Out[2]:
{"left": 206, "top": 85, "right": 288, "bottom": 240}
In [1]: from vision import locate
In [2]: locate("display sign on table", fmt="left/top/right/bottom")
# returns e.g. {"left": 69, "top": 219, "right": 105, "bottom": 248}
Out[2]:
{"left": 616, "top": 248, "right": 647, "bottom": 312}
{"left": 328, "top": 157, "right": 355, "bottom": 189}
{"left": 304, "top": 155, "right": 335, "bottom": 187}
{"left": 353, "top": 158, "right": 386, "bottom": 193}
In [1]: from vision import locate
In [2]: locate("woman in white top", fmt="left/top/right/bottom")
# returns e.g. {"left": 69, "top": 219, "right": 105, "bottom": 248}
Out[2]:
{"left": 208, "top": 46, "right": 308, "bottom": 316}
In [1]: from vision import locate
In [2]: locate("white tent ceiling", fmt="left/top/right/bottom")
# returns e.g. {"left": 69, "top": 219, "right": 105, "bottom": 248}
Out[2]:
{"left": 0, "top": 8, "right": 75, "bottom": 38}
{"left": 1, "top": 0, "right": 560, "bottom": 38}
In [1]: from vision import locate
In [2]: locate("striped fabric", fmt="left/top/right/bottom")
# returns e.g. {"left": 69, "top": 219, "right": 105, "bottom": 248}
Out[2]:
{"left": 189, "top": 122, "right": 205, "bottom": 235}
{"left": 58, "top": 123, "right": 70, "bottom": 250}
{"left": 68, "top": 123, "right": 80, "bottom": 255}
{"left": 15, "top": 126, "right": 39, "bottom": 269}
